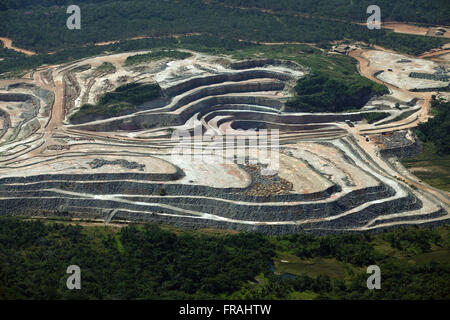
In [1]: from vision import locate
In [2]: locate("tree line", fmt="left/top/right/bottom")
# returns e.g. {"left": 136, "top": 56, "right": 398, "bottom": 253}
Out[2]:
{"left": 416, "top": 97, "right": 450, "bottom": 155}
{"left": 1, "top": 217, "right": 448, "bottom": 299}
{"left": 0, "top": 0, "right": 447, "bottom": 54}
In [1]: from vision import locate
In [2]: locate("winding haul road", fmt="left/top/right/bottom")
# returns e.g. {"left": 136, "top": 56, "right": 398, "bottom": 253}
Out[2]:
{"left": 0, "top": 37, "right": 36, "bottom": 56}
{"left": 347, "top": 47, "right": 450, "bottom": 208}
{"left": 1, "top": 36, "right": 449, "bottom": 232}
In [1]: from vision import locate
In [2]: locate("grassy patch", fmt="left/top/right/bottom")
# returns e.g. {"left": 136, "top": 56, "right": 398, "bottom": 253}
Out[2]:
{"left": 409, "top": 249, "right": 450, "bottom": 265}
{"left": 287, "top": 290, "right": 318, "bottom": 300}
{"left": 402, "top": 142, "right": 450, "bottom": 192}
{"left": 372, "top": 236, "right": 450, "bottom": 265}
{"left": 70, "top": 102, "right": 136, "bottom": 122}
{"left": 124, "top": 50, "right": 192, "bottom": 66}
{"left": 273, "top": 252, "right": 348, "bottom": 279}
{"left": 115, "top": 233, "right": 124, "bottom": 254}
{"left": 96, "top": 62, "right": 116, "bottom": 73}
{"left": 372, "top": 238, "right": 404, "bottom": 259}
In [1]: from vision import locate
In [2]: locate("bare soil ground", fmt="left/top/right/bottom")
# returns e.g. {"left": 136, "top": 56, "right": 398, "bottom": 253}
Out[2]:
{"left": 348, "top": 46, "right": 450, "bottom": 204}
{"left": 0, "top": 37, "right": 36, "bottom": 56}
{"left": 382, "top": 22, "right": 427, "bottom": 36}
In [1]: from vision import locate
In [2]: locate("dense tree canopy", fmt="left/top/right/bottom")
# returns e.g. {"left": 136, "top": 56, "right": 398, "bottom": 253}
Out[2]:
{"left": 1, "top": 217, "right": 449, "bottom": 300}
{"left": 286, "top": 72, "right": 389, "bottom": 112}
{"left": 213, "top": 0, "right": 450, "bottom": 25}
{"left": 416, "top": 98, "right": 450, "bottom": 155}
{"left": 0, "top": 0, "right": 448, "bottom": 77}
{"left": 0, "top": 0, "right": 447, "bottom": 54}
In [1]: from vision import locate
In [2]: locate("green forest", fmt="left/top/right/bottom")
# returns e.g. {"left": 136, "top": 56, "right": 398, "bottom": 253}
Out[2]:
{"left": 416, "top": 98, "right": 450, "bottom": 156}
{"left": 1, "top": 217, "right": 449, "bottom": 300}
{"left": 1, "top": 0, "right": 448, "bottom": 25}
{"left": 401, "top": 98, "right": 450, "bottom": 192}
{"left": 0, "top": 0, "right": 448, "bottom": 77}
{"left": 286, "top": 72, "right": 388, "bottom": 113}
{"left": 213, "top": 0, "right": 450, "bottom": 25}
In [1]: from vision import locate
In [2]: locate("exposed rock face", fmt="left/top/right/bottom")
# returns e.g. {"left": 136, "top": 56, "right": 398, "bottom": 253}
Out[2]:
{"left": 379, "top": 130, "right": 422, "bottom": 158}
{"left": 163, "top": 70, "right": 294, "bottom": 97}
{"left": 63, "top": 72, "right": 81, "bottom": 117}
{"left": 0, "top": 133, "right": 444, "bottom": 235}
{"left": 228, "top": 59, "right": 307, "bottom": 72}
{"left": 0, "top": 93, "right": 31, "bottom": 102}
{"left": 0, "top": 51, "right": 448, "bottom": 235}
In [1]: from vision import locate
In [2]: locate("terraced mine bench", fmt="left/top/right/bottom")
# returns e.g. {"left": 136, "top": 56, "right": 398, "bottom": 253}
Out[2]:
{"left": 0, "top": 51, "right": 448, "bottom": 234}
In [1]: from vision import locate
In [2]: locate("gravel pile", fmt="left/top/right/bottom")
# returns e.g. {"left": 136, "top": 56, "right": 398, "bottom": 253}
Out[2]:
{"left": 88, "top": 158, "right": 146, "bottom": 171}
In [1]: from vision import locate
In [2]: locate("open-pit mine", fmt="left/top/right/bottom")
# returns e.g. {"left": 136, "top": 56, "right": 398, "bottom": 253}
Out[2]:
{"left": 0, "top": 48, "right": 449, "bottom": 235}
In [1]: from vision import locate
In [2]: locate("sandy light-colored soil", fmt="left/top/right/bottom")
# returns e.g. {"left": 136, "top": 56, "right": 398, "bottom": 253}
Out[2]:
{"left": 382, "top": 22, "right": 429, "bottom": 36}
{"left": 0, "top": 37, "right": 36, "bottom": 56}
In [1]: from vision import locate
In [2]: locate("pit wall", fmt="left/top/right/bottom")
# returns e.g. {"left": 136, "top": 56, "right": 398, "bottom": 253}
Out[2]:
{"left": 0, "top": 179, "right": 429, "bottom": 235}
{"left": 0, "top": 176, "right": 339, "bottom": 202}
{"left": 109, "top": 191, "right": 431, "bottom": 235}
{"left": 6, "top": 83, "right": 55, "bottom": 109}
{"left": 380, "top": 139, "right": 422, "bottom": 159}
{"left": 76, "top": 106, "right": 364, "bottom": 132}
{"left": 230, "top": 120, "right": 334, "bottom": 131}
{"left": 0, "top": 171, "right": 184, "bottom": 184}
{"left": 122, "top": 186, "right": 394, "bottom": 222}
{"left": 69, "top": 68, "right": 294, "bottom": 128}
{"left": 69, "top": 79, "right": 284, "bottom": 125}
{"left": 0, "top": 177, "right": 395, "bottom": 222}
{"left": 368, "top": 208, "right": 447, "bottom": 227}
{"left": 73, "top": 95, "right": 284, "bottom": 131}
{"left": 162, "top": 70, "right": 294, "bottom": 97}
{"left": 3, "top": 203, "right": 447, "bottom": 236}
{"left": 168, "top": 81, "right": 285, "bottom": 112}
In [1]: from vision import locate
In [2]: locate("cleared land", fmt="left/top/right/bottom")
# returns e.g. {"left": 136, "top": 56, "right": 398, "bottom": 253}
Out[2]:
{"left": 0, "top": 37, "right": 36, "bottom": 56}
{"left": 402, "top": 143, "right": 450, "bottom": 192}
{"left": 382, "top": 23, "right": 450, "bottom": 39}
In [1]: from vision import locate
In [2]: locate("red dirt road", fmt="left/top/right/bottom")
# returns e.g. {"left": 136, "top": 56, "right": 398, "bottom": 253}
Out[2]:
{"left": 0, "top": 37, "right": 36, "bottom": 56}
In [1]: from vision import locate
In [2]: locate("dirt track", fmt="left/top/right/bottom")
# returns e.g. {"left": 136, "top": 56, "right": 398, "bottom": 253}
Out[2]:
{"left": 419, "top": 48, "right": 450, "bottom": 60}
{"left": 347, "top": 47, "right": 450, "bottom": 203}
{"left": 348, "top": 48, "right": 433, "bottom": 132}
{"left": 0, "top": 37, "right": 36, "bottom": 56}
